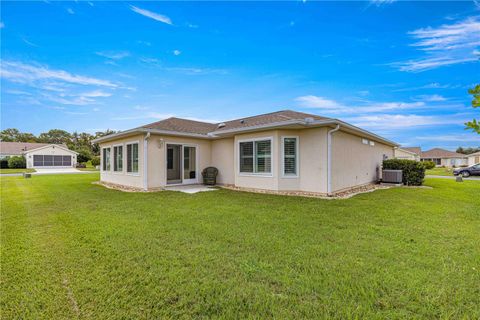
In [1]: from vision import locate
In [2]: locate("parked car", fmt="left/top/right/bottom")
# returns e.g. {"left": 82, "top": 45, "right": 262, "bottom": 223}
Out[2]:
{"left": 453, "top": 164, "right": 480, "bottom": 177}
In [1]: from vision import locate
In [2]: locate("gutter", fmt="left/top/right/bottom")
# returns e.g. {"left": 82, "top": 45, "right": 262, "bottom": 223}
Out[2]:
{"left": 327, "top": 124, "right": 340, "bottom": 196}
{"left": 143, "top": 132, "right": 150, "bottom": 191}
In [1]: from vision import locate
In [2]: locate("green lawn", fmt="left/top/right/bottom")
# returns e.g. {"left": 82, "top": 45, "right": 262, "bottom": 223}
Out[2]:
{"left": 0, "top": 168, "right": 36, "bottom": 174}
{"left": 1, "top": 174, "right": 479, "bottom": 319}
{"left": 426, "top": 167, "right": 455, "bottom": 176}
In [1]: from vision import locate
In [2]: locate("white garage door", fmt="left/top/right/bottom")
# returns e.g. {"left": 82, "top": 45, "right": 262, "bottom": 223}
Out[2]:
{"left": 33, "top": 155, "right": 72, "bottom": 167}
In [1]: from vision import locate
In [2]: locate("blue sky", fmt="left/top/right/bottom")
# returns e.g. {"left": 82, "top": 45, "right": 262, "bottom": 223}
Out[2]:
{"left": 1, "top": 1, "right": 479, "bottom": 150}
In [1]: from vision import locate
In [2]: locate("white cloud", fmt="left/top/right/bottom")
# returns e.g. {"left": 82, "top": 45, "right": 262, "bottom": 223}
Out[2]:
{"left": 130, "top": 5, "right": 172, "bottom": 25}
{"left": 0, "top": 22, "right": 4, "bottom": 29}
{"left": 344, "top": 114, "right": 467, "bottom": 130}
{"left": 295, "top": 95, "right": 426, "bottom": 113}
{"left": 395, "top": 16, "right": 480, "bottom": 72}
{"left": 67, "top": 8, "right": 74, "bottom": 14}
{"left": 416, "top": 133, "right": 480, "bottom": 142}
{"left": 295, "top": 95, "right": 343, "bottom": 109}
{"left": 370, "top": 0, "right": 396, "bottom": 6}
{"left": 415, "top": 94, "right": 447, "bottom": 102}
{"left": 173, "top": 50, "right": 181, "bottom": 56}
{"left": 22, "top": 37, "right": 39, "bottom": 47}
{"left": 1, "top": 60, "right": 117, "bottom": 87}
{"left": 165, "top": 67, "right": 228, "bottom": 75}
{"left": 96, "top": 51, "right": 130, "bottom": 60}
{"left": 187, "top": 23, "right": 198, "bottom": 28}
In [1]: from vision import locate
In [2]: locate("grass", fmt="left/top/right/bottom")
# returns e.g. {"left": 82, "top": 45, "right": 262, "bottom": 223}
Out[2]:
{"left": 1, "top": 174, "right": 479, "bottom": 319}
{"left": 0, "top": 168, "right": 36, "bottom": 174}
{"left": 426, "top": 167, "right": 455, "bottom": 176}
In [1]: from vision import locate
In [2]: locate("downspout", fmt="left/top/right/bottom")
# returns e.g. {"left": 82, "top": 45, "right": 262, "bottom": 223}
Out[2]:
{"left": 327, "top": 124, "right": 341, "bottom": 196}
{"left": 143, "top": 132, "right": 151, "bottom": 191}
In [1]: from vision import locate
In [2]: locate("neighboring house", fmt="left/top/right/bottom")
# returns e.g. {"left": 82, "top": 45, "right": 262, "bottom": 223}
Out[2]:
{"left": 0, "top": 142, "right": 78, "bottom": 168}
{"left": 467, "top": 151, "right": 480, "bottom": 166}
{"left": 93, "top": 110, "right": 398, "bottom": 195}
{"left": 394, "top": 147, "right": 421, "bottom": 161}
{"left": 420, "top": 148, "right": 467, "bottom": 167}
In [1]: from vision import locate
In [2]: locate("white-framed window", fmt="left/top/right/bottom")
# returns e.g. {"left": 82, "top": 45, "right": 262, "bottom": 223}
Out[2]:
{"left": 239, "top": 138, "right": 272, "bottom": 174}
{"left": 113, "top": 145, "right": 123, "bottom": 172}
{"left": 126, "top": 142, "right": 139, "bottom": 173}
{"left": 282, "top": 136, "right": 298, "bottom": 177}
{"left": 102, "top": 147, "right": 111, "bottom": 171}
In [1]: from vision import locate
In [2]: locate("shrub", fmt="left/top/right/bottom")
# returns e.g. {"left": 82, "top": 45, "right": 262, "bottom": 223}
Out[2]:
{"left": 383, "top": 159, "right": 425, "bottom": 186}
{"left": 422, "top": 161, "right": 436, "bottom": 170}
{"left": 76, "top": 148, "right": 92, "bottom": 164}
{"left": 0, "top": 159, "right": 9, "bottom": 169}
{"left": 76, "top": 163, "right": 86, "bottom": 168}
{"left": 90, "top": 156, "right": 100, "bottom": 167}
{"left": 8, "top": 156, "right": 26, "bottom": 169}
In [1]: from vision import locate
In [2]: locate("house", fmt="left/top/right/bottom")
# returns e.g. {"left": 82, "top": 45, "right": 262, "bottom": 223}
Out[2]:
{"left": 420, "top": 148, "right": 467, "bottom": 167}
{"left": 0, "top": 142, "right": 78, "bottom": 168}
{"left": 93, "top": 110, "right": 398, "bottom": 195}
{"left": 394, "top": 147, "right": 421, "bottom": 161}
{"left": 467, "top": 151, "right": 480, "bottom": 166}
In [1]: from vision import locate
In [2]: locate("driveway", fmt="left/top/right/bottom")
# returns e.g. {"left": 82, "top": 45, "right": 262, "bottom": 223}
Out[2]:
{"left": 426, "top": 175, "right": 480, "bottom": 181}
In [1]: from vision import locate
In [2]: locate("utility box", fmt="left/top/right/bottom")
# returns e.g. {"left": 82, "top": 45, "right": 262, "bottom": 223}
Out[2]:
{"left": 382, "top": 170, "right": 402, "bottom": 184}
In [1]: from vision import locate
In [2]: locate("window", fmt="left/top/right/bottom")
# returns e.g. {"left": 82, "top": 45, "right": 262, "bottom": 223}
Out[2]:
{"left": 126, "top": 143, "right": 139, "bottom": 173}
{"left": 282, "top": 137, "right": 298, "bottom": 176}
{"left": 102, "top": 147, "right": 111, "bottom": 171}
{"left": 114, "top": 145, "right": 123, "bottom": 172}
{"left": 362, "top": 138, "right": 369, "bottom": 145}
{"left": 167, "top": 148, "right": 174, "bottom": 170}
{"left": 239, "top": 139, "right": 271, "bottom": 174}
{"left": 369, "top": 141, "right": 375, "bottom": 146}
{"left": 32, "top": 155, "right": 71, "bottom": 166}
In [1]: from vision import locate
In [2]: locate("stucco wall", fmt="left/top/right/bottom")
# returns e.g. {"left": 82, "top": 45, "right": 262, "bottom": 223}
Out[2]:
{"left": 331, "top": 131, "right": 394, "bottom": 193}
{"left": 25, "top": 146, "right": 78, "bottom": 169}
{"left": 211, "top": 138, "right": 234, "bottom": 185}
{"left": 147, "top": 134, "right": 212, "bottom": 188}
{"left": 99, "top": 134, "right": 144, "bottom": 189}
{"left": 441, "top": 157, "right": 468, "bottom": 167}
{"left": 468, "top": 154, "right": 480, "bottom": 166}
{"left": 394, "top": 149, "right": 418, "bottom": 161}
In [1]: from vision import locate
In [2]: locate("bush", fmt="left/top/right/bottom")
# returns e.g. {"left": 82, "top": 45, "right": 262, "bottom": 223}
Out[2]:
{"left": 76, "top": 163, "right": 86, "bottom": 168}
{"left": 0, "top": 159, "right": 9, "bottom": 169}
{"left": 8, "top": 156, "right": 26, "bottom": 169}
{"left": 76, "top": 148, "right": 92, "bottom": 164}
{"left": 422, "top": 161, "right": 436, "bottom": 170}
{"left": 383, "top": 159, "right": 425, "bottom": 186}
{"left": 90, "top": 156, "right": 100, "bottom": 167}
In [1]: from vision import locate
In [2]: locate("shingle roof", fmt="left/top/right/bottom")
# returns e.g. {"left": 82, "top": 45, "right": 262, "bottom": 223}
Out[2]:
{"left": 0, "top": 142, "right": 69, "bottom": 155}
{"left": 141, "top": 117, "right": 217, "bottom": 135}
{"left": 141, "top": 110, "right": 331, "bottom": 135}
{"left": 402, "top": 147, "right": 421, "bottom": 156}
{"left": 421, "top": 148, "right": 467, "bottom": 159}
{"left": 467, "top": 151, "right": 480, "bottom": 157}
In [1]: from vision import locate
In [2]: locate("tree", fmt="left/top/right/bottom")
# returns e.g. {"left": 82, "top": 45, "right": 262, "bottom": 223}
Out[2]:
{"left": 38, "top": 129, "right": 72, "bottom": 145}
{"left": 76, "top": 148, "right": 93, "bottom": 163}
{"left": 456, "top": 146, "right": 480, "bottom": 155}
{"left": 1, "top": 128, "right": 20, "bottom": 142}
{"left": 465, "top": 84, "right": 480, "bottom": 134}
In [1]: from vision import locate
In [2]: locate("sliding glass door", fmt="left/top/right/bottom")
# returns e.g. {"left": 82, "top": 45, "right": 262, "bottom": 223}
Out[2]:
{"left": 183, "top": 146, "right": 197, "bottom": 184}
{"left": 166, "top": 144, "right": 197, "bottom": 185}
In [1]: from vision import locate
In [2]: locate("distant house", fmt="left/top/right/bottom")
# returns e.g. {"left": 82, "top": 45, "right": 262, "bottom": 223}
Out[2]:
{"left": 420, "top": 148, "right": 467, "bottom": 167}
{"left": 92, "top": 110, "right": 399, "bottom": 195}
{"left": 0, "top": 142, "right": 78, "bottom": 168}
{"left": 467, "top": 151, "right": 480, "bottom": 166}
{"left": 394, "top": 147, "right": 421, "bottom": 161}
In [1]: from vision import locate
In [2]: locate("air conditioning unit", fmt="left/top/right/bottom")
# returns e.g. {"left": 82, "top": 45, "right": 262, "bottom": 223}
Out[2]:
{"left": 382, "top": 170, "right": 403, "bottom": 184}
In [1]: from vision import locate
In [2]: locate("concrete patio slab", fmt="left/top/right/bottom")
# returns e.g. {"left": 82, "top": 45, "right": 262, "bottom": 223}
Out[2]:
{"left": 165, "top": 184, "right": 217, "bottom": 194}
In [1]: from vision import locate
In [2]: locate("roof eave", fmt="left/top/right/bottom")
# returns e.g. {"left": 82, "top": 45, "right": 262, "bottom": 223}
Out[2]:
{"left": 92, "top": 128, "right": 213, "bottom": 143}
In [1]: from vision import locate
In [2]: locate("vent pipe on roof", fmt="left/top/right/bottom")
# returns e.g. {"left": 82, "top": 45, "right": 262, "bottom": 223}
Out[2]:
{"left": 217, "top": 123, "right": 226, "bottom": 129}
{"left": 304, "top": 117, "right": 314, "bottom": 124}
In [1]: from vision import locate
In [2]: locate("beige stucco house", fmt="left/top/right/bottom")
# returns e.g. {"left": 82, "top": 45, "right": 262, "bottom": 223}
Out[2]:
{"left": 420, "top": 148, "right": 467, "bottom": 167}
{"left": 93, "top": 110, "right": 398, "bottom": 195}
{"left": 0, "top": 142, "right": 78, "bottom": 168}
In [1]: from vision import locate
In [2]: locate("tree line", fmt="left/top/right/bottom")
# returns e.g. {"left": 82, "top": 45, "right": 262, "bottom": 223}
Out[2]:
{"left": 0, "top": 128, "right": 116, "bottom": 163}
